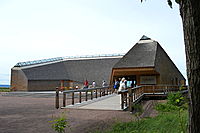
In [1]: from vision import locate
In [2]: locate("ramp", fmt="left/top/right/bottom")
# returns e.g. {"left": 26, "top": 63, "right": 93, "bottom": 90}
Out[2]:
{"left": 62, "top": 94, "right": 122, "bottom": 110}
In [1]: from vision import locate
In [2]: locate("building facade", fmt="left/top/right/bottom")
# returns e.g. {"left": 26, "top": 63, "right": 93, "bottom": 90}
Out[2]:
{"left": 11, "top": 36, "right": 186, "bottom": 91}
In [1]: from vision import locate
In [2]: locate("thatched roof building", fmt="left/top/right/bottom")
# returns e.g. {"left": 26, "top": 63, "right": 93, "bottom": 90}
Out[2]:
{"left": 11, "top": 36, "right": 185, "bottom": 91}
{"left": 111, "top": 35, "right": 185, "bottom": 86}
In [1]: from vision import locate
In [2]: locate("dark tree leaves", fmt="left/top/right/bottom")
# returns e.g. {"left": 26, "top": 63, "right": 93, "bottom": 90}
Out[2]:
{"left": 140, "top": 0, "right": 179, "bottom": 8}
{"left": 168, "top": 0, "right": 173, "bottom": 8}
{"left": 175, "top": 0, "right": 180, "bottom": 4}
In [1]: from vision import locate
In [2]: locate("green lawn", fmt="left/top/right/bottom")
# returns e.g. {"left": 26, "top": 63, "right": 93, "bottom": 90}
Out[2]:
{"left": 104, "top": 110, "right": 188, "bottom": 133}
{"left": 0, "top": 87, "right": 10, "bottom": 92}
{"left": 99, "top": 92, "right": 189, "bottom": 133}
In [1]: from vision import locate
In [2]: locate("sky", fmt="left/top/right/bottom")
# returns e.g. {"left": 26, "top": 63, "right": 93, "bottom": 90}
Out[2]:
{"left": 0, "top": 0, "right": 186, "bottom": 85}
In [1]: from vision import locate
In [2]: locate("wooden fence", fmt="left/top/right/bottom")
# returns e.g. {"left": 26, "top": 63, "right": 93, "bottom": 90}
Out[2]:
{"left": 55, "top": 85, "right": 188, "bottom": 111}
{"left": 55, "top": 86, "right": 113, "bottom": 109}
{"left": 118, "top": 85, "right": 188, "bottom": 112}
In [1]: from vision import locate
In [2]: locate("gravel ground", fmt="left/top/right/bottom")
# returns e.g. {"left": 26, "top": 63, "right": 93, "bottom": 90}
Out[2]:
{"left": 0, "top": 94, "right": 134, "bottom": 133}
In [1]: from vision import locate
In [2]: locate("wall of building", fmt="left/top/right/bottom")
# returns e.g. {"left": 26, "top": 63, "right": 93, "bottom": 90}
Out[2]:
{"left": 155, "top": 44, "right": 186, "bottom": 85}
{"left": 63, "top": 58, "right": 120, "bottom": 87}
{"left": 11, "top": 68, "right": 28, "bottom": 91}
{"left": 27, "top": 80, "right": 61, "bottom": 91}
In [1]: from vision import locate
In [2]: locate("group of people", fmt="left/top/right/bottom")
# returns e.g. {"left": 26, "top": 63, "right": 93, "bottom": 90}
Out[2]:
{"left": 83, "top": 77, "right": 135, "bottom": 91}
{"left": 83, "top": 79, "right": 107, "bottom": 88}
{"left": 113, "top": 77, "right": 136, "bottom": 93}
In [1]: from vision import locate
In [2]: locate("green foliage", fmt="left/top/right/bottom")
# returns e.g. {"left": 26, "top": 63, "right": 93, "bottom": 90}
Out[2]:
{"left": 155, "top": 103, "right": 180, "bottom": 112}
{"left": 49, "top": 112, "right": 70, "bottom": 133}
{"left": 156, "top": 91, "right": 187, "bottom": 112}
{"left": 132, "top": 104, "right": 143, "bottom": 115}
{"left": 100, "top": 91, "right": 188, "bottom": 133}
{"left": 168, "top": 0, "right": 173, "bottom": 8}
{"left": 0, "top": 87, "right": 10, "bottom": 92}
{"left": 140, "top": 0, "right": 182, "bottom": 8}
{"left": 167, "top": 92, "right": 186, "bottom": 107}
{"left": 167, "top": 0, "right": 182, "bottom": 8}
{"left": 132, "top": 104, "right": 144, "bottom": 129}
{"left": 105, "top": 110, "right": 188, "bottom": 133}
{"left": 175, "top": 0, "right": 181, "bottom": 4}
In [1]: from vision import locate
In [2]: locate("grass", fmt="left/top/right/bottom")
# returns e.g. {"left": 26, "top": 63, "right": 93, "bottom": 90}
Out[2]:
{"left": 104, "top": 110, "right": 188, "bottom": 133}
{"left": 95, "top": 102, "right": 188, "bottom": 133}
{"left": 0, "top": 87, "right": 10, "bottom": 92}
{"left": 97, "top": 91, "right": 189, "bottom": 133}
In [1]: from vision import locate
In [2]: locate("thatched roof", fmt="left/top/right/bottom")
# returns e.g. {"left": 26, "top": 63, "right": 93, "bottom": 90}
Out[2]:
{"left": 114, "top": 36, "right": 157, "bottom": 68}
{"left": 21, "top": 57, "right": 121, "bottom": 86}
{"left": 113, "top": 35, "right": 185, "bottom": 80}
{"left": 22, "top": 61, "right": 68, "bottom": 80}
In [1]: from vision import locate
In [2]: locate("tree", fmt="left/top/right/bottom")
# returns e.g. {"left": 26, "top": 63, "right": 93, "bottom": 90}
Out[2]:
{"left": 169, "top": 0, "right": 199, "bottom": 132}
{"left": 179, "top": 1, "right": 200, "bottom": 132}
{"left": 140, "top": 0, "right": 200, "bottom": 132}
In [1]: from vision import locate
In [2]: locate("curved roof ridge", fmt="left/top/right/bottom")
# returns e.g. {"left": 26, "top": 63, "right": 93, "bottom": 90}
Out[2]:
{"left": 14, "top": 53, "right": 125, "bottom": 68}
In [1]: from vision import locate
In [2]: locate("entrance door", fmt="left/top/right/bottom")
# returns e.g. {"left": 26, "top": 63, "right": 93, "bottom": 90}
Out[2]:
{"left": 113, "top": 75, "right": 137, "bottom": 87}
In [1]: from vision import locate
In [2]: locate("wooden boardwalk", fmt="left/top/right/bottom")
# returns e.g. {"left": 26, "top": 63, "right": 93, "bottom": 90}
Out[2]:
{"left": 62, "top": 94, "right": 122, "bottom": 110}
{"left": 58, "top": 85, "right": 188, "bottom": 111}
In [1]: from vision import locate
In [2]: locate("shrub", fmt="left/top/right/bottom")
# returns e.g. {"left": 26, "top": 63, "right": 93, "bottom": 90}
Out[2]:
{"left": 167, "top": 92, "right": 186, "bottom": 107}
{"left": 105, "top": 110, "right": 188, "bottom": 133}
{"left": 155, "top": 103, "right": 179, "bottom": 112}
{"left": 49, "top": 112, "right": 70, "bottom": 133}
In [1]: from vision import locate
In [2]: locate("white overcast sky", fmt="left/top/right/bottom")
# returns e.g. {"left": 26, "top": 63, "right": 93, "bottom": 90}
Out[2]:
{"left": 0, "top": 0, "right": 186, "bottom": 85}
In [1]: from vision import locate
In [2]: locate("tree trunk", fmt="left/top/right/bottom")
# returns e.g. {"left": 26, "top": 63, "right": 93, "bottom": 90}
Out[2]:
{"left": 179, "top": 0, "right": 200, "bottom": 132}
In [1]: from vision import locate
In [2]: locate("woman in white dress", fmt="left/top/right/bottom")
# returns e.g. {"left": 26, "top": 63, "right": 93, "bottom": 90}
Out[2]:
{"left": 118, "top": 77, "right": 126, "bottom": 92}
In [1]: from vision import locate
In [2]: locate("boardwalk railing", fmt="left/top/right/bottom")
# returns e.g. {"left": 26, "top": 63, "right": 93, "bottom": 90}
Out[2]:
{"left": 118, "top": 85, "right": 188, "bottom": 112}
{"left": 55, "top": 86, "right": 113, "bottom": 109}
{"left": 55, "top": 85, "right": 188, "bottom": 110}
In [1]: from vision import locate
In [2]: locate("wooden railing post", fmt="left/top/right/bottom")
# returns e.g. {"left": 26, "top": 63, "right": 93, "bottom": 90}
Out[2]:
{"left": 72, "top": 92, "right": 74, "bottom": 105}
{"left": 139, "top": 87, "right": 141, "bottom": 96}
{"left": 95, "top": 89, "right": 98, "bottom": 98}
{"left": 102, "top": 88, "right": 105, "bottom": 96}
{"left": 55, "top": 87, "right": 59, "bottom": 109}
{"left": 63, "top": 92, "right": 66, "bottom": 107}
{"left": 164, "top": 86, "right": 167, "bottom": 94}
{"left": 85, "top": 90, "right": 88, "bottom": 101}
{"left": 121, "top": 93, "right": 124, "bottom": 110}
{"left": 99, "top": 88, "right": 102, "bottom": 97}
{"left": 134, "top": 89, "right": 136, "bottom": 101}
{"left": 125, "top": 93, "right": 128, "bottom": 107}
{"left": 91, "top": 90, "right": 93, "bottom": 100}
{"left": 106, "top": 87, "right": 108, "bottom": 95}
{"left": 135, "top": 89, "right": 137, "bottom": 99}
{"left": 79, "top": 92, "right": 82, "bottom": 103}
{"left": 128, "top": 88, "right": 133, "bottom": 112}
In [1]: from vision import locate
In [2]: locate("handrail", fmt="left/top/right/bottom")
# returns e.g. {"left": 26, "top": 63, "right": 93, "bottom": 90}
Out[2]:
{"left": 62, "top": 86, "right": 110, "bottom": 93}
{"left": 118, "top": 85, "right": 188, "bottom": 111}
{"left": 56, "top": 86, "right": 113, "bottom": 109}
{"left": 55, "top": 85, "right": 188, "bottom": 110}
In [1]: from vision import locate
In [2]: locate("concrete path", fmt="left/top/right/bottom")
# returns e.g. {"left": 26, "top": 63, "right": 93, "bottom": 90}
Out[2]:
{"left": 63, "top": 94, "right": 122, "bottom": 111}
{"left": 0, "top": 91, "right": 60, "bottom": 98}
{"left": 1, "top": 92, "right": 122, "bottom": 111}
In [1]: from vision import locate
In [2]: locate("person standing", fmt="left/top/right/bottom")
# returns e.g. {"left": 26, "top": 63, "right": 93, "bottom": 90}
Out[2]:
{"left": 113, "top": 79, "right": 119, "bottom": 93}
{"left": 118, "top": 77, "right": 126, "bottom": 92}
{"left": 84, "top": 79, "right": 89, "bottom": 88}
{"left": 92, "top": 80, "right": 96, "bottom": 88}
{"left": 102, "top": 80, "right": 106, "bottom": 87}
{"left": 102, "top": 80, "right": 106, "bottom": 95}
